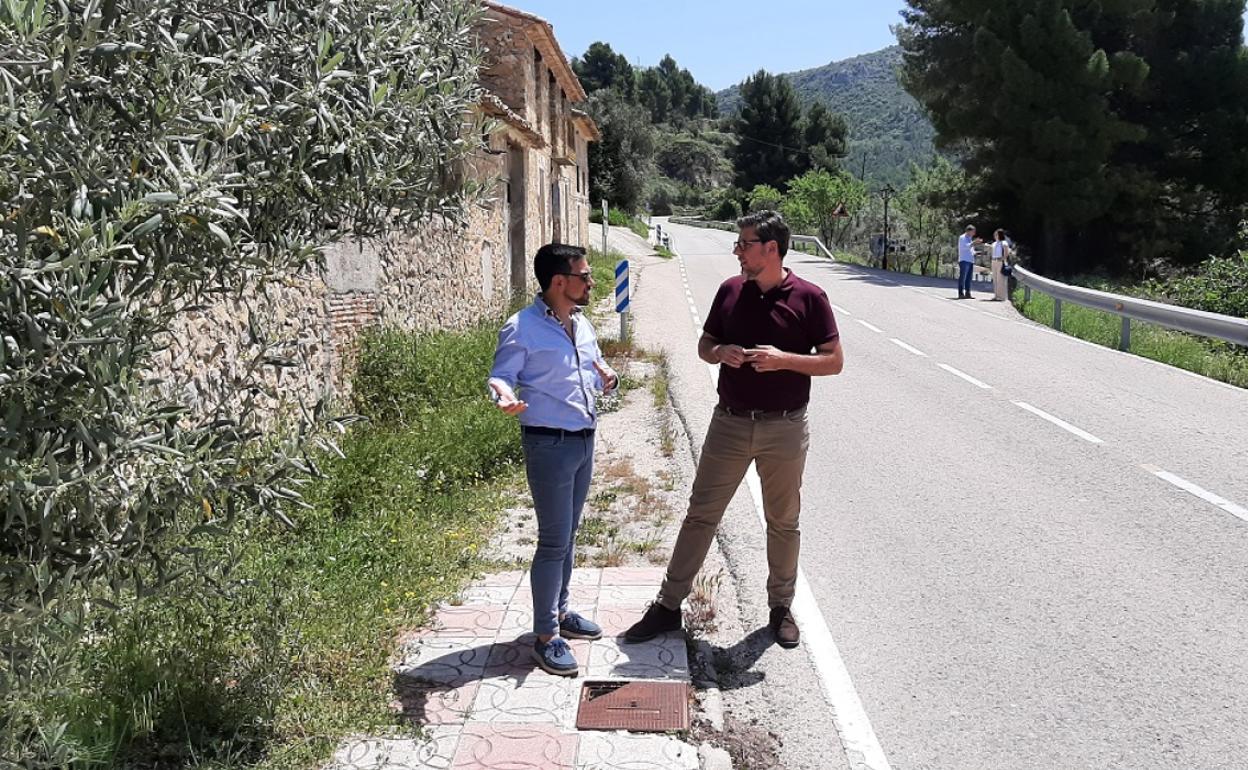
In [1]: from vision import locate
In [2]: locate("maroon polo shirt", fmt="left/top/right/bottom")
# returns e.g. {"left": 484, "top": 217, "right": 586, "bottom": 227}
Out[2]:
{"left": 703, "top": 269, "right": 839, "bottom": 412}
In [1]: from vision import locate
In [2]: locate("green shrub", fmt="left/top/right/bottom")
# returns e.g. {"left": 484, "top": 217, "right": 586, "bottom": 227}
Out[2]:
{"left": 1148, "top": 251, "right": 1248, "bottom": 318}
{"left": 6, "top": 324, "right": 522, "bottom": 769}
{"left": 710, "top": 197, "right": 741, "bottom": 222}
{"left": 351, "top": 325, "right": 501, "bottom": 424}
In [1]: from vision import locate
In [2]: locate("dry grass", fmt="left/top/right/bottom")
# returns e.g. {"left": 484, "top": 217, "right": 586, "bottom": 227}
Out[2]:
{"left": 684, "top": 569, "right": 724, "bottom": 638}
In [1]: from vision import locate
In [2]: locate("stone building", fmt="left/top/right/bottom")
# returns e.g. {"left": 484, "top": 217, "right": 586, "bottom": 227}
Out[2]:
{"left": 477, "top": 0, "right": 601, "bottom": 291}
{"left": 153, "top": 2, "right": 599, "bottom": 421}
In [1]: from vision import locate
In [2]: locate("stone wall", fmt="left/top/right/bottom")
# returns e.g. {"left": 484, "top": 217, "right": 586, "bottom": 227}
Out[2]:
{"left": 153, "top": 146, "right": 516, "bottom": 424}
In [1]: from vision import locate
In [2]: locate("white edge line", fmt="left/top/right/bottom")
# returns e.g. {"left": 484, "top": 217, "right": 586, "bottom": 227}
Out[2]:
{"left": 938, "top": 363, "right": 991, "bottom": 389}
{"left": 856, "top": 320, "right": 883, "bottom": 334}
{"left": 1012, "top": 401, "right": 1104, "bottom": 444}
{"left": 889, "top": 338, "right": 928, "bottom": 357}
{"left": 1143, "top": 465, "right": 1248, "bottom": 522}
{"left": 832, "top": 303, "right": 852, "bottom": 316}
{"left": 745, "top": 468, "right": 892, "bottom": 770}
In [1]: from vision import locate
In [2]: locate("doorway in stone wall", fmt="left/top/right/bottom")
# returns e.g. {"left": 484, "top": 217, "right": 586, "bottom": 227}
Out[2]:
{"left": 507, "top": 143, "right": 526, "bottom": 299}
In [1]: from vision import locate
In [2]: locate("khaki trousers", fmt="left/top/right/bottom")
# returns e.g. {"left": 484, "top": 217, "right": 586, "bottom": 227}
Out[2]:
{"left": 992, "top": 258, "right": 1008, "bottom": 301}
{"left": 657, "top": 406, "right": 810, "bottom": 610}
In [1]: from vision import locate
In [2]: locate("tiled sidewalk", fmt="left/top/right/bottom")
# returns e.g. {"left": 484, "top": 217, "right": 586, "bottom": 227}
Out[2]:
{"left": 329, "top": 567, "right": 701, "bottom": 770}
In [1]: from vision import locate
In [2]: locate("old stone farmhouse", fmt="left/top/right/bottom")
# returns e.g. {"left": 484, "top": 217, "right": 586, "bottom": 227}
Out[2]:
{"left": 156, "top": 1, "right": 600, "bottom": 419}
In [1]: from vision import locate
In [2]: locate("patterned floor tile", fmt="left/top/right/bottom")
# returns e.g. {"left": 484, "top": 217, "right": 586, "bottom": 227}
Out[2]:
{"left": 475, "top": 571, "right": 526, "bottom": 588}
{"left": 394, "top": 637, "right": 492, "bottom": 686}
{"left": 512, "top": 585, "right": 599, "bottom": 613}
{"left": 574, "top": 732, "right": 700, "bottom": 770}
{"left": 497, "top": 604, "right": 534, "bottom": 638}
{"left": 485, "top": 636, "right": 593, "bottom": 680}
{"left": 471, "top": 673, "right": 580, "bottom": 727}
{"left": 455, "top": 585, "right": 519, "bottom": 606}
{"left": 331, "top": 730, "right": 462, "bottom": 770}
{"left": 596, "top": 585, "right": 657, "bottom": 606}
{"left": 568, "top": 567, "right": 603, "bottom": 586}
{"left": 598, "top": 567, "right": 665, "bottom": 586}
{"left": 452, "top": 723, "right": 578, "bottom": 769}
{"left": 593, "top": 605, "right": 652, "bottom": 638}
{"left": 586, "top": 637, "right": 689, "bottom": 680}
{"left": 393, "top": 679, "right": 480, "bottom": 726}
{"left": 417, "top": 606, "right": 508, "bottom": 641}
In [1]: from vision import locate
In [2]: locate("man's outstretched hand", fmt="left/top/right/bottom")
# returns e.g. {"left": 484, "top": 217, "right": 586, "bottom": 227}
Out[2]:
{"left": 489, "top": 381, "right": 527, "bottom": 415}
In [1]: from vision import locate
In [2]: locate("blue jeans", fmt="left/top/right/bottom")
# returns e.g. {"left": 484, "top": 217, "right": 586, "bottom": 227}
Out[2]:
{"left": 958, "top": 261, "right": 973, "bottom": 295}
{"left": 521, "top": 430, "right": 594, "bottom": 636}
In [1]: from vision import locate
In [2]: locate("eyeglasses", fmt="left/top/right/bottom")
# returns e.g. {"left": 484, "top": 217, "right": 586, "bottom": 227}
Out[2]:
{"left": 558, "top": 270, "right": 593, "bottom": 282}
{"left": 733, "top": 239, "right": 766, "bottom": 250}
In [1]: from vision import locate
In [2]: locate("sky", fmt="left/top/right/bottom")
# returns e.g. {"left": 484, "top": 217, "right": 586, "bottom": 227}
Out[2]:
{"left": 509, "top": 0, "right": 911, "bottom": 91}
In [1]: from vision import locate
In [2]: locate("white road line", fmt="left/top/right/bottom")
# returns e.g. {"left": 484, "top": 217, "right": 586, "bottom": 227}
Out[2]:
{"left": 938, "top": 363, "right": 992, "bottom": 389}
{"left": 856, "top": 320, "right": 884, "bottom": 334}
{"left": 743, "top": 468, "right": 892, "bottom": 770}
{"left": 1142, "top": 465, "right": 1248, "bottom": 523}
{"left": 889, "top": 338, "right": 928, "bottom": 357}
{"left": 1012, "top": 401, "right": 1104, "bottom": 444}
{"left": 676, "top": 245, "right": 891, "bottom": 770}
{"left": 832, "top": 303, "right": 852, "bottom": 316}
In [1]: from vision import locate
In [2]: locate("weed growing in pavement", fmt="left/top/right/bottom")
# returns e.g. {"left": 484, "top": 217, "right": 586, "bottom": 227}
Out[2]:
{"left": 686, "top": 570, "right": 725, "bottom": 638}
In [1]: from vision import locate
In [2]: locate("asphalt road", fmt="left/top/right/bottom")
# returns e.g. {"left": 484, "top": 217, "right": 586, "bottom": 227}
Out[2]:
{"left": 645, "top": 218, "right": 1248, "bottom": 770}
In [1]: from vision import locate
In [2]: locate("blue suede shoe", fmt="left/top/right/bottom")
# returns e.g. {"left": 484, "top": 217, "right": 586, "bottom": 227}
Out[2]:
{"left": 532, "top": 637, "right": 578, "bottom": 677}
{"left": 558, "top": 611, "right": 603, "bottom": 640}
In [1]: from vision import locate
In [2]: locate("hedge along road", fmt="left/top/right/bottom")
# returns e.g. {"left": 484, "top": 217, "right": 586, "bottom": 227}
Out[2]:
{"left": 651, "top": 216, "right": 1248, "bottom": 770}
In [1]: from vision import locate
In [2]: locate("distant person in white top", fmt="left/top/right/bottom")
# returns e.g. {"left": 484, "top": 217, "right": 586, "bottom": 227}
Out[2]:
{"left": 991, "top": 228, "right": 1012, "bottom": 301}
{"left": 956, "top": 225, "right": 980, "bottom": 299}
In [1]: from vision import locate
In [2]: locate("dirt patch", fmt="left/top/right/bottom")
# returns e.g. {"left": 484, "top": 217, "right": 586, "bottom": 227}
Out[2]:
{"left": 691, "top": 715, "right": 783, "bottom": 769}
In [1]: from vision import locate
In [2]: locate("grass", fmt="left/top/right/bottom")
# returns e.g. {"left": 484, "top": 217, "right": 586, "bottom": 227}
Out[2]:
{"left": 15, "top": 324, "right": 525, "bottom": 770}
{"left": 590, "top": 208, "right": 650, "bottom": 240}
{"left": 1012, "top": 286, "right": 1248, "bottom": 389}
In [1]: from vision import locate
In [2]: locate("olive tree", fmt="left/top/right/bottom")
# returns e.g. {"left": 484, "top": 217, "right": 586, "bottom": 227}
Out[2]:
{"left": 0, "top": 0, "right": 484, "bottom": 657}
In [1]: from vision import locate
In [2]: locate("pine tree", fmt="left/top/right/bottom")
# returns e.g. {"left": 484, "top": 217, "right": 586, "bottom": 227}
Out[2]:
{"left": 803, "top": 103, "right": 849, "bottom": 173}
{"left": 572, "top": 41, "right": 634, "bottom": 97}
{"left": 730, "top": 70, "right": 807, "bottom": 190}
{"left": 900, "top": 0, "right": 1248, "bottom": 275}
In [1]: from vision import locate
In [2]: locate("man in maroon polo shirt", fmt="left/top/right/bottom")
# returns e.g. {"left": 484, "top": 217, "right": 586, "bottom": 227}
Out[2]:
{"left": 626, "top": 209, "right": 844, "bottom": 649}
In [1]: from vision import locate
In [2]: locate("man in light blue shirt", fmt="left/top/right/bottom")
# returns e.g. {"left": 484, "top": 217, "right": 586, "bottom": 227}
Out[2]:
{"left": 487, "top": 243, "right": 618, "bottom": 676}
{"left": 957, "top": 224, "right": 980, "bottom": 299}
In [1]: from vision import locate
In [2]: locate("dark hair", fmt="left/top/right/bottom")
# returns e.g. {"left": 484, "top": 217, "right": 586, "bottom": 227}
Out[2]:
{"left": 994, "top": 228, "right": 1005, "bottom": 240}
{"left": 534, "top": 243, "right": 587, "bottom": 291}
{"left": 736, "top": 209, "right": 790, "bottom": 257}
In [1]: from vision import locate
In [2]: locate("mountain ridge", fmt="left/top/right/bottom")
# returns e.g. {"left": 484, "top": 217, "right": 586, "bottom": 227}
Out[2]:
{"left": 716, "top": 45, "right": 936, "bottom": 186}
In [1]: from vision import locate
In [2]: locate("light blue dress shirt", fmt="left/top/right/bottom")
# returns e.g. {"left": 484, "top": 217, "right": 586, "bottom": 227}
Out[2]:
{"left": 488, "top": 295, "right": 614, "bottom": 431}
{"left": 958, "top": 232, "right": 976, "bottom": 263}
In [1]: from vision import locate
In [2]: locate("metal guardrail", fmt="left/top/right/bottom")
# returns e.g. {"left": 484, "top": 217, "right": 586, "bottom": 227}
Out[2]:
{"left": 790, "top": 235, "right": 836, "bottom": 261}
{"left": 1012, "top": 264, "right": 1248, "bottom": 350}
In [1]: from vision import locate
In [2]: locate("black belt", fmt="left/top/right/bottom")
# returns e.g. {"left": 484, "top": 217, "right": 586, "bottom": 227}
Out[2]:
{"left": 717, "top": 405, "right": 806, "bottom": 421}
{"left": 521, "top": 425, "right": 595, "bottom": 438}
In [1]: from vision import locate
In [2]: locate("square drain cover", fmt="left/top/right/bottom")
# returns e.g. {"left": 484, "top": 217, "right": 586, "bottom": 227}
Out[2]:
{"left": 575, "top": 680, "right": 689, "bottom": 732}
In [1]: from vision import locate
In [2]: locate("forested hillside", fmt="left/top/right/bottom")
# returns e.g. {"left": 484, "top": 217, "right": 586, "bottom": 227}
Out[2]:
{"left": 718, "top": 46, "right": 935, "bottom": 187}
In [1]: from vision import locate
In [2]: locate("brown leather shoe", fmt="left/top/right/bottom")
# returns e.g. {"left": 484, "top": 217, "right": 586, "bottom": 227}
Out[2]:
{"left": 769, "top": 606, "right": 799, "bottom": 648}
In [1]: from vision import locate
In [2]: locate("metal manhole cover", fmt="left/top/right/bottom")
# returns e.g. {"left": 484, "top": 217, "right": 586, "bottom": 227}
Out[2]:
{"left": 575, "top": 680, "right": 689, "bottom": 732}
